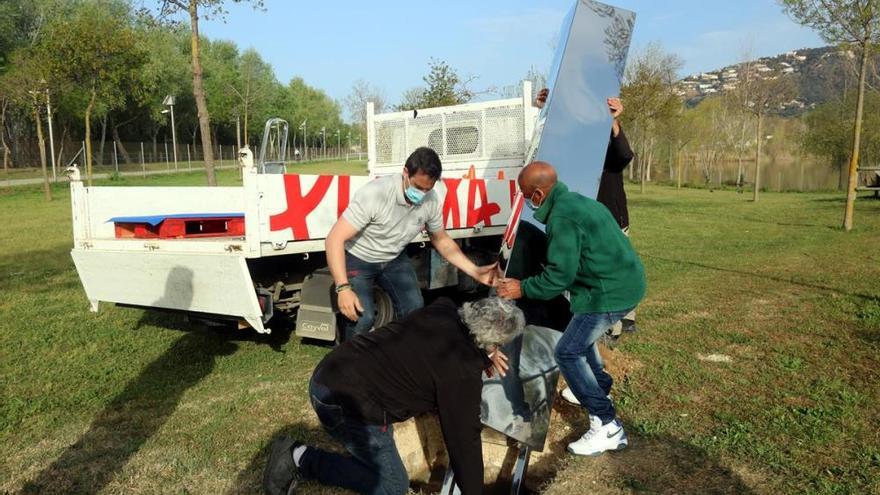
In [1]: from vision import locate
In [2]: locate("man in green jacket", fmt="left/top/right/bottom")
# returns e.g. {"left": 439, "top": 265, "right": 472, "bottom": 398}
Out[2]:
{"left": 497, "top": 161, "right": 646, "bottom": 456}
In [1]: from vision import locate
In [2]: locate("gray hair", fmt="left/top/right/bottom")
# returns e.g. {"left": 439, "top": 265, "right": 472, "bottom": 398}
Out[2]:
{"left": 458, "top": 297, "right": 525, "bottom": 348}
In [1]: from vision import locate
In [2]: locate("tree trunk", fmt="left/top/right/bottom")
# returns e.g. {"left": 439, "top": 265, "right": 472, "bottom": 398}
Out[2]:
{"left": 85, "top": 89, "right": 96, "bottom": 186}
{"left": 639, "top": 140, "right": 647, "bottom": 194}
{"left": 798, "top": 150, "right": 805, "bottom": 192}
{"left": 97, "top": 114, "right": 107, "bottom": 167}
{"left": 753, "top": 114, "right": 763, "bottom": 202}
{"left": 188, "top": 1, "right": 216, "bottom": 186}
{"left": 1, "top": 98, "right": 9, "bottom": 183}
{"left": 843, "top": 41, "right": 870, "bottom": 231}
{"left": 111, "top": 124, "right": 132, "bottom": 164}
{"left": 676, "top": 150, "right": 683, "bottom": 189}
{"left": 151, "top": 128, "right": 159, "bottom": 163}
{"left": 57, "top": 124, "right": 69, "bottom": 168}
{"left": 243, "top": 101, "right": 249, "bottom": 146}
{"left": 34, "top": 103, "right": 51, "bottom": 201}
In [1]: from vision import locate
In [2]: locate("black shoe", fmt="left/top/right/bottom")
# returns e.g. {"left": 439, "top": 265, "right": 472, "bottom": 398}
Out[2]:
{"left": 622, "top": 319, "right": 638, "bottom": 334}
{"left": 263, "top": 436, "right": 303, "bottom": 495}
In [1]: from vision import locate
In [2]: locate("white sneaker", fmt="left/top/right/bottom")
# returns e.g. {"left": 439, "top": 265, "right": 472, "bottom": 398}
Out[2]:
{"left": 560, "top": 387, "right": 611, "bottom": 406}
{"left": 567, "top": 418, "right": 628, "bottom": 456}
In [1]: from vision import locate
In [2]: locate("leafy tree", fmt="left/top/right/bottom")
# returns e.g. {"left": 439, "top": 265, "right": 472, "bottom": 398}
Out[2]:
{"left": 38, "top": 0, "right": 146, "bottom": 185}
{"left": 620, "top": 42, "right": 683, "bottom": 193}
{"left": 156, "top": 0, "right": 265, "bottom": 185}
{"left": 2, "top": 49, "right": 52, "bottom": 199}
{"left": 134, "top": 22, "right": 192, "bottom": 164}
{"left": 200, "top": 38, "right": 239, "bottom": 146}
{"left": 279, "top": 77, "right": 342, "bottom": 152}
{"left": 803, "top": 88, "right": 880, "bottom": 188}
{"left": 396, "top": 59, "right": 474, "bottom": 110}
{"left": 229, "top": 49, "right": 278, "bottom": 145}
{"left": 781, "top": 0, "right": 880, "bottom": 228}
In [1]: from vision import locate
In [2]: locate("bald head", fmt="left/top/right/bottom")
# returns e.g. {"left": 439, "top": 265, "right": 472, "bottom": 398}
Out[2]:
{"left": 518, "top": 161, "right": 558, "bottom": 198}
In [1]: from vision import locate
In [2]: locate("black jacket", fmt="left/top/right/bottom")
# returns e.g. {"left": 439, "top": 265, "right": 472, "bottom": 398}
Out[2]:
{"left": 596, "top": 128, "right": 634, "bottom": 229}
{"left": 313, "top": 298, "right": 489, "bottom": 495}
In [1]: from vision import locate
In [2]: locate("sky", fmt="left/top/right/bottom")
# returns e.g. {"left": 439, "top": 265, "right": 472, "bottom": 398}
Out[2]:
{"left": 151, "top": 0, "right": 824, "bottom": 117}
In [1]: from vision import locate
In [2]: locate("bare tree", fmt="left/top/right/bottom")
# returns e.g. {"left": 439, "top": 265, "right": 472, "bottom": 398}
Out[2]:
{"left": 781, "top": 0, "right": 880, "bottom": 229}
{"left": 344, "top": 79, "right": 385, "bottom": 134}
{"left": 745, "top": 75, "right": 796, "bottom": 201}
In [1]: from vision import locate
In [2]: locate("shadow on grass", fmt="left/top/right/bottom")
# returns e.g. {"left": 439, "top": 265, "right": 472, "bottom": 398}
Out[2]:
{"left": 19, "top": 331, "right": 238, "bottom": 495}
{"left": 18, "top": 266, "right": 244, "bottom": 495}
{"left": 645, "top": 254, "right": 880, "bottom": 303}
{"left": 524, "top": 399, "right": 759, "bottom": 495}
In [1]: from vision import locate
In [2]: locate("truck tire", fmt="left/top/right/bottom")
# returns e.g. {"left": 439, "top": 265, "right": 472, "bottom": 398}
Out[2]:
{"left": 372, "top": 287, "right": 394, "bottom": 329}
{"left": 335, "top": 286, "right": 394, "bottom": 344}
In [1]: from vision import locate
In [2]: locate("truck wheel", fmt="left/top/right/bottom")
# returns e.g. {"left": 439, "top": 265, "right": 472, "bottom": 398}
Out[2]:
{"left": 372, "top": 287, "right": 394, "bottom": 329}
{"left": 335, "top": 287, "right": 394, "bottom": 344}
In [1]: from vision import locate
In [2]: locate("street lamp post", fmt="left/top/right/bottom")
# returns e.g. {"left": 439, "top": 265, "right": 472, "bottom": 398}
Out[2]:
{"left": 346, "top": 132, "right": 351, "bottom": 161}
{"left": 321, "top": 127, "right": 326, "bottom": 160}
{"left": 335, "top": 129, "right": 340, "bottom": 159}
{"left": 45, "top": 88, "right": 57, "bottom": 182}
{"left": 162, "top": 95, "right": 178, "bottom": 169}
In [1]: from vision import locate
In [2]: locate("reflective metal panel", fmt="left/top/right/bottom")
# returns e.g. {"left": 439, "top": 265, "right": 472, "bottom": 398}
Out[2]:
{"left": 480, "top": 325, "right": 562, "bottom": 451}
{"left": 525, "top": 0, "right": 635, "bottom": 200}
{"left": 486, "top": 1, "right": 636, "bottom": 452}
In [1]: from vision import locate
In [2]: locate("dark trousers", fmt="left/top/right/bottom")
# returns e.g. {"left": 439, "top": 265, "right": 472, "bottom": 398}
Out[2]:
{"left": 555, "top": 309, "right": 632, "bottom": 424}
{"left": 343, "top": 251, "right": 424, "bottom": 340}
{"left": 299, "top": 376, "right": 409, "bottom": 495}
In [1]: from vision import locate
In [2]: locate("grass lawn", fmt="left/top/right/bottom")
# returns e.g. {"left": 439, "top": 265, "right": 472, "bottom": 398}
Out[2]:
{"left": 1, "top": 174, "right": 878, "bottom": 494}
{"left": 3, "top": 158, "right": 368, "bottom": 181}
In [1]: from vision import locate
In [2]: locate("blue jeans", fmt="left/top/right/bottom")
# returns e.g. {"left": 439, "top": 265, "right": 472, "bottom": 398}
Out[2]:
{"left": 555, "top": 309, "right": 632, "bottom": 424}
{"left": 344, "top": 251, "right": 424, "bottom": 340}
{"left": 300, "top": 377, "right": 409, "bottom": 495}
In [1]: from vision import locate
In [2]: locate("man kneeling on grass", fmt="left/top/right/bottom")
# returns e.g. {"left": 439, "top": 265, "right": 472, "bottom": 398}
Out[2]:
{"left": 263, "top": 297, "right": 525, "bottom": 495}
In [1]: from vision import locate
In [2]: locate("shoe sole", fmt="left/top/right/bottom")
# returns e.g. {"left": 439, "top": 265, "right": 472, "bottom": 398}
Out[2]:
{"left": 567, "top": 441, "right": 628, "bottom": 456}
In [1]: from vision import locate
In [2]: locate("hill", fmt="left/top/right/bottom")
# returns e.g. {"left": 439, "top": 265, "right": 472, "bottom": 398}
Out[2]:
{"left": 678, "top": 46, "right": 879, "bottom": 114}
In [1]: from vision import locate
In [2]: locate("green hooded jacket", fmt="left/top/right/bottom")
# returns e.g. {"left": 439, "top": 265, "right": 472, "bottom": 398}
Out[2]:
{"left": 521, "top": 181, "right": 646, "bottom": 313}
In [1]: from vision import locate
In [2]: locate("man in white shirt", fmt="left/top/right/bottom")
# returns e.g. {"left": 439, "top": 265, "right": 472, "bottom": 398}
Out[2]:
{"left": 325, "top": 147, "right": 497, "bottom": 340}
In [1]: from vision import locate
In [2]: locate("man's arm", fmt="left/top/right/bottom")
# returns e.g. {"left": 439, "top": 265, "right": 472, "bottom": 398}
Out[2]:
{"left": 325, "top": 218, "right": 364, "bottom": 321}
{"left": 520, "top": 217, "right": 580, "bottom": 300}
{"left": 429, "top": 229, "right": 496, "bottom": 286}
{"left": 437, "top": 377, "right": 484, "bottom": 495}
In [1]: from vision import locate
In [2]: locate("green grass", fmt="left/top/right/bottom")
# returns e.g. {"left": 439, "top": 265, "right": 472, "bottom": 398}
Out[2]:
{"left": 1, "top": 176, "right": 879, "bottom": 494}
{"left": 3, "top": 158, "right": 368, "bottom": 181}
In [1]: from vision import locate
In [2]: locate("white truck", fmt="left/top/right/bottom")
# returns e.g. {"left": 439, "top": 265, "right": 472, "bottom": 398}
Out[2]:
{"left": 69, "top": 82, "right": 538, "bottom": 341}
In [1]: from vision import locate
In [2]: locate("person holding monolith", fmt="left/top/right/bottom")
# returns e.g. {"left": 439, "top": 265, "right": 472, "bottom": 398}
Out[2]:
{"left": 263, "top": 296, "right": 525, "bottom": 495}
{"left": 497, "top": 161, "right": 646, "bottom": 456}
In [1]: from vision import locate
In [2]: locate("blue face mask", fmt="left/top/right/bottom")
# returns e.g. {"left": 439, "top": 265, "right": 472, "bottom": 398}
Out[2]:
{"left": 406, "top": 186, "right": 426, "bottom": 205}
{"left": 525, "top": 192, "right": 541, "bottom": 211}
{"left": 404, "top": 174, "right": 427, "bottom": 205}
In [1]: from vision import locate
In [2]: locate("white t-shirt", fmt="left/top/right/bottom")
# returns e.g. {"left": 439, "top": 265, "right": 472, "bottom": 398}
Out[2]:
{"left": 342, "top": 174, "right": 443, "bottom": 263}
